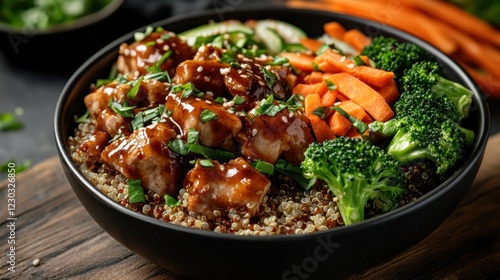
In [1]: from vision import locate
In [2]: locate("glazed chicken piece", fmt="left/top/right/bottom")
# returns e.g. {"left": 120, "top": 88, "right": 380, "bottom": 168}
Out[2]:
{"left": 165, "top": 92, "right": 242, "bottom": 152}
{"left": 184, "top": 157, "right": 271, "bottom": 219}
{"left": 240, "top": 108, "right": 315, "bottom": 165}
{"left": 175, "top": 44, "right": 297, "bottom": 107}
{"left": 75, "top": 130, "right": 109, "bottom": 163}
{"left": 101, "top": 121, "right": 183, "bottom": 197}
{"left": 84, "top": 79, "right": 171, "bottom": 137}
{"left": 116, "top": 29, "right": 194, "bottom": 78}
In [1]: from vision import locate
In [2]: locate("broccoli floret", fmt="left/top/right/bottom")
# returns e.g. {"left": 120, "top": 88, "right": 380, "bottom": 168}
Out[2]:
{"left": 361, "top": 36, "right": 435, "bottom": 82}
{"left": 301, "top": 137, "right": 405, "bottom": 226}
{"left": 399, "top": 61, "right": 472, "bottom": 122}
{"left": 365, "top": 61, "right": 474, "bottom": 175}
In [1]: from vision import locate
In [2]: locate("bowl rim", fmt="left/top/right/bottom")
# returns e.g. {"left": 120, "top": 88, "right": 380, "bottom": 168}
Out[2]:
{"left": 54, "top": 5, "right": 490, "bottom": 241}
{"left": 0, "top": 0, "right": 124, "bottom": 36}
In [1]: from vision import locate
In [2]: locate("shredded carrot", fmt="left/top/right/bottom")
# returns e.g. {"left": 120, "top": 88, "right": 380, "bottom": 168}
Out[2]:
{"left": 328, "top": 73, "right": 394, "bottom": 122}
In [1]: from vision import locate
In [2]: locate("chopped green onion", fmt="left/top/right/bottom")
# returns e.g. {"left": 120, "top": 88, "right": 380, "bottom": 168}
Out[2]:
{"left": 331, "top": 106, "right": 368, "bottom": 133}
{"left": 187, "top": 128, "right": 199, "bottom": 144}
{"left": 198, "top": 159, "right": 215, "bottom": 168}
{"left": 255, "top": 95, "right": 286, "bottom": 117}
{"left": 145, "top": 50, "right": 172, "bottom": 74}
{"left": 233, "top": 95, "right": 246, "bottom": 105}
{"left": 134, "top": 26, "right": 154, "bottom": 42}
{"left": 127, "top": 179, "right": 145, "bottom": 203}
{"left": 251, "top": 160, "right": 274, "bottom": 175}
{"left": 260, "top": 66, "right": 277, "bottom": 89}
{"left": 131, "top": 104, "right": 167, "bottom": 130}
{"left": 75, "top": 111, "right": 90, "bottom": 124}
{"left": 108, "top": 100, "right": 136, "bottom": 118}
{"left": 188, "top": 144, "right": 235, "bottom": 162}
{"left": 214, "top": 97, "right": 225, "bottom": 104}
{"left": 325, "top": 79, "right": 337, "bottom": 90}
{"left": 172, "top": 82, "right": 204, "bottom": 99}
{"left": 126, "top": 77, "right": 143, "bottom": 99}
{"left": 312, "top": 106, "right": 328, "bottom": 119}
{"left": 108, "top": 133, "right": 123, "bottom": 143}
{"left": 164, "top": 194, "right": 181, "bottom": 207}
{"left": 168, "top": 138, "right": 189, "bottom": 156}
{"left": 200, "top": 109, "right": 217, "bottom": 123}
{"left": 352, "top": 55, "right": 366, "bottom": 66}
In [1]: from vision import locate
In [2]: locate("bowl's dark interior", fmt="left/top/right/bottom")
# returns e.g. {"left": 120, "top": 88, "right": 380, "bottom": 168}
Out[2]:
{"left": 54, "top": 6, "right": 489, "bottom": 280}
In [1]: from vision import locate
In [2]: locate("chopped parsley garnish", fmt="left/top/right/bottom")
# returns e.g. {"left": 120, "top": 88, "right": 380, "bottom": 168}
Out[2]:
{"left": 0, "top": 112, "right": 23, "bottom": 131}
{"left": 145, "top": 50, "right": 172, "bottom": 74}
{"left": 134, "top": 26, "right": 154, "bottom": 42}
{"left": 220, "top": 50, "right": 238, "bottom": 64}
{"left": 131, "top": 104, "right": 168, "bottom": 130}
{"left": 117, "top": 74, "right": 129, "bottom": 85}
{"left": 200, "top": 109, "right": 217, "bottom": 123}
{"left": 251, "top": 160, "right": 274, "bottom": 175}
{"left": 127, "top": 179, "right": 145, "bottom": 203}
{"left": 172, "top": 82, "right": 204, "bottom": 99}
{"left": 108, "top": 100, "right": 136, "bottom": 118}
{"left": 187, "top": 128, "right": 199, "bottom": 144}
{"left": 75, "top": 111, "right": 90, "bottom": 124}
{"left": 260, "top": 66, "right": 277, "bottom": 89}
{"left": 255, "top": 95, "right": 286, "bottom": 117}
{"left": 188, "top": 144, "right": 236, "bottom": 162}
{"left": 168, "top": 138, "right": 189, "bottom": 156}
{"left": 214, "top": 97, "right": 225, "bottom": 104}
{"left": 126, "top": 77, "right": 143, "bottom": 99}
{"left": 164, "top": 194, "right": 181, "bottom": 207}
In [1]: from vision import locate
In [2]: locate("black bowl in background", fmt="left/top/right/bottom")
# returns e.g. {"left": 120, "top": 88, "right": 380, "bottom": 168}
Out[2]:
{"left": 54, "top": 6, "right": 490, "bottom": 280}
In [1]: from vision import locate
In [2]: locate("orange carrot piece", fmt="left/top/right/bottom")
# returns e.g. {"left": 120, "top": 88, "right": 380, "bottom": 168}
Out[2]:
{"left": 361, "top": 113, "right": 374, "bottom": 125}
{"left": 328, "top": 112, "right": 351, "bottom": 136}
{"left": 328, "top": 73, "right": 394, "bottom": 122}
{"left": 279, "top": 52, "right": 315, "bottom": 72}
{"left": 328, "top": 100, "right": 366, "bottom": 136}
{"left": 345, "top": 127, "right": 363, "bottom": 139}
{"left": 293, "top": 82, "right": 328, "bottom": 98}
{"left": 300, "top": 37, "right": 324, "bottom": 53}
{"left": 321, "top": 90, "right": 338, "bottom": 107}
{"left": 310, "top": 115, "right": 336, "bottom": 142}
{"left": 343, "top": 29, "right": 372, "bottom": 53}
{"left": 305, "top": 71, "right": 327, "bottom": 84}
{"left": 324, "top": 21, "right": 345, "bottom": 39}
{"left": 304, "top": 93, "right": 322, "bottom": 118}
{"left": 376, "top": 78, "right": 400, "bottom": 105}
{"left": 320, "top": 49, "right": 394, "bottom": 88}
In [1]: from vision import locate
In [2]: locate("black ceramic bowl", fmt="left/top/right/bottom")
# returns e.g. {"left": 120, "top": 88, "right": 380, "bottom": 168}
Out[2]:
{"left": 54, "top": 6, "right": 490, "bottom": 280}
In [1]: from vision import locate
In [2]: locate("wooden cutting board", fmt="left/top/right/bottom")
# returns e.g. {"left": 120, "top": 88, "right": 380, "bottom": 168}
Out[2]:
{"left": 1, "top": 134, "right": 499, "bottom": 279}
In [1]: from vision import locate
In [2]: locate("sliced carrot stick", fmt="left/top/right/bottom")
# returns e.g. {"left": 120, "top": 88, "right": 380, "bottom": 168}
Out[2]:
{"left": 343, "top": 29, "right": 372, "bottom": 53}
{"left": 328, "top": 73, "right": 394, "bottom": 121}
{"left": 345, "top": 127, "right": 363, "bottom": 139}
{"left": 324, "top": 22, "right": 345, "bottom": 40}
{"left": 304, "top": 93, "right": 322, "bottom": 118}
{"left": 328, "top": 111, "right": 351, "bottom": 136}
{"left": 320, "top": 49, "right": 394, "bottom": 88}
{"left": 376, "top": 78, "right": 399, "bottom": 106}
{"left": 293, "top": 82, "right": 328, "bottom": 98}
{"left": 361, "top": 113, "right": 374, "bottom": 125}
{"left": 300, "top": 37, "right": 324, "bottom": 53}
{"left": 310, "top": 115, "right": 336, "bottom": 142}
{"left": 321, "top": 89, "right": 338, "bottom": 107}
{"left": 305, "top": 71, "right": 327, "bottom": 84}
{"left": 279, "top": 52, "right": 315, "bottom": 72}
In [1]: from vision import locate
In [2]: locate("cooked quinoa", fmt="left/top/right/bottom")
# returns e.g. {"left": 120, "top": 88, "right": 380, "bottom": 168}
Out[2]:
{"left": 69, "top": 121, "right": 344, "bottom": 235}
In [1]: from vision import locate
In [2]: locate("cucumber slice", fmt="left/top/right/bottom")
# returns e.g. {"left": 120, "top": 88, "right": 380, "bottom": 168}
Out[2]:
{"left": 318, "top": 34, "right": 357, "bottom": 56}
{"left": 255, "top": 19, "right": 306, "bottom": 44}
{"left": 255, "top": 26, "right": 284, "bottom": 55}
{"left": 179, "top": 20, "right": 253, "bottom": 46}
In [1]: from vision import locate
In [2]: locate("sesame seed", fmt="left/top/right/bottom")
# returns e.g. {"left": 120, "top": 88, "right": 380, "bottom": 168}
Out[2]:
{"left": 204, "top": 76, "right": 210, "bottom": 82}
{"left": 282, "top": 116, "right": 288, "bottom": 123}
{"left": 339, "top": 56, "right": 346, "bottom": 63}
{"left": 252, "top": 128, "right": 258, "bottom": 136}
{"left": 156, "top": 38, "right": 164, "bottom": 44}
{"left": 205, "top": 100, "right": 212, "bottom": 104}
{"left": 220, "top": 68, "right": 230, "bottom": 75}
{"left": 123, "top": 48, "right": 130, "bottom": 56}
{"left": 240, "top": 74, "right": 248, "bottom": 79}
{"left": 289, "top": 111, "right": 294, "bottom": 118}
{"left": 346, "top": 63, "right": 355, "bottom": 69}
{"left": 206, "top": 91, "right": 214, "bottom": 97}
{"left": 197, "top": 66, "right": 204, "bottom": 72}
{"left": 163, "top": 45, "right": 170, "bottom": 51}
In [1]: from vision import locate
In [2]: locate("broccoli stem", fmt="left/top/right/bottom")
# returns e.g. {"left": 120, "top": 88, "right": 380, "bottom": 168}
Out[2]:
{"left": 433, "top": 77, "right": 472, "bottom": 121}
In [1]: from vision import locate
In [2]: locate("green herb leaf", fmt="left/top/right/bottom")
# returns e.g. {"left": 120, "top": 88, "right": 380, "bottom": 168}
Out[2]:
{"left": 325, "top": 79, "right": 337, "bottom": 90}
{"left": 108, "top": 100, "right": 136, "bottom": 118}
{"left": 220, "top": 49, "right": 238, "bottom": 64}
{"left": 275, "top": 159, "right": 316, "bottom": 190}
{"left": 260, "top": 66, "right": 277, "bottom": 89}
{"left": 172, "top": 82, "right": 204, "bottom": 99}
{"left": 145, "top": 50, "right": 173, "bottom": 74}
{"left": 0, "top": 112, "right": 23, "bottom": 131}
{"left": 127, "top": 179, "right": 145, "bottom": 203}
{"left": 164, "top": 194, "right": 181, "bottom": 207}
{"left": 198, "top": 159, "right": 215, "bottom": 168}
{"left": 266, "top": 56, "right": 290, "bottom": 66}
{"left": 214, "top": 97, "right": 225, "bottom": 104}
{"left": 312, "top": 106, "right": 329, "bottom": 119}
{"left": 255, "top": 95, "right": 286, "bottom": 117}
{"left": 134, "top": 26, "right": 154, "bottom": 42}
{"left": 75, "top": 111, "right": 90, "bottom": 124}
{"left": 200, "top": 109, "right": 217, "bottom": 123}
{"left": 126, "top": 77, "right": 143, "bottom": 99}
{"left": 251, "top": 160, "right": 274, "bottom": 175}
{"left": 131, "top": 104, "right": 167, "bottom": 130}
{"left": 117, "top": 74, "right": 129, "bottom": 85}
{"left": 352, "top": 55, "right": 366, "bottom": 66}
{"left": 187, "top": 128, "right": 199, "bottom": 144}
{"left": 331, "top": 106, "right": 368, "bottom": 133}
{"left": 108, "top": 133, "right": 123, "bottom": 143}
{"left": 168, "top": 138, "right": 189, "bottom": 156}
{"left": 233, "top": 95, "right": 246, "bottom": 105}
{"left": 188, "top": 144, "right": 235, "bottom": 162}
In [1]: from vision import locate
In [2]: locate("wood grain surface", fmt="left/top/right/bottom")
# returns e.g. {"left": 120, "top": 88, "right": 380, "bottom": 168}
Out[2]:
{"left": 1, "top": 134, "right": 499, "bottom": 280}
